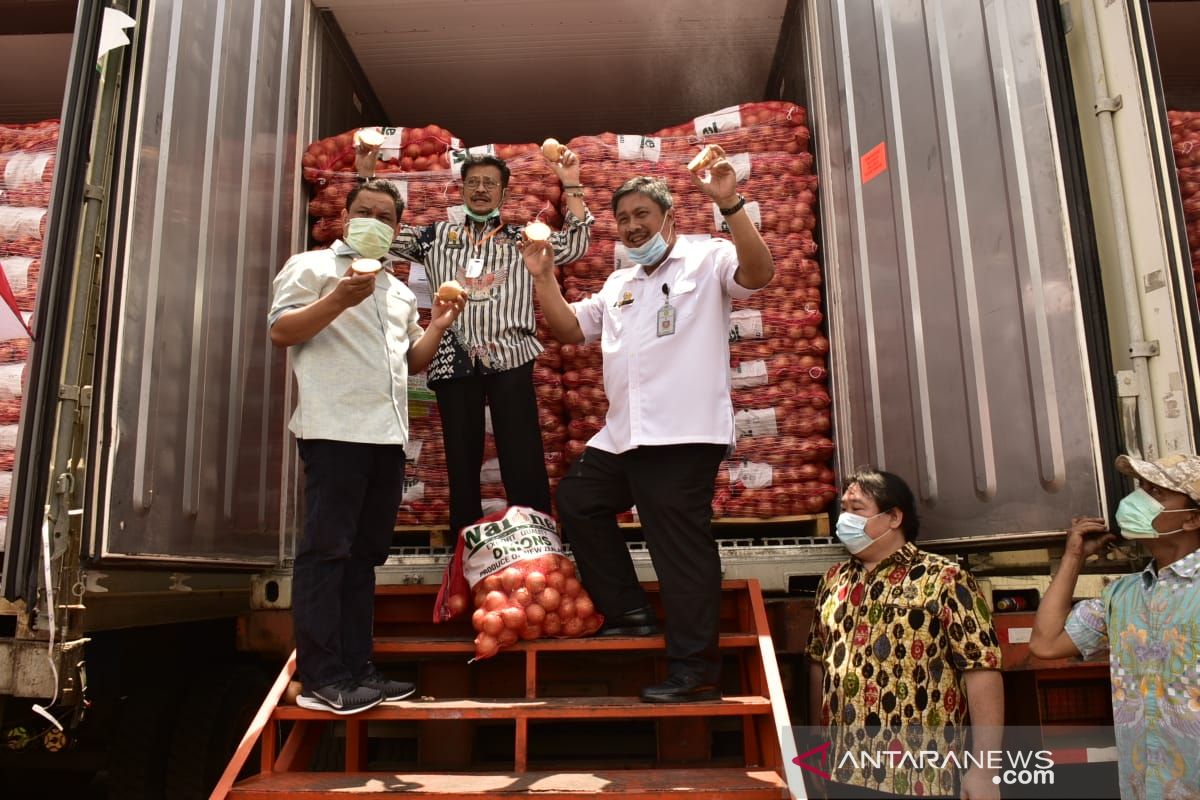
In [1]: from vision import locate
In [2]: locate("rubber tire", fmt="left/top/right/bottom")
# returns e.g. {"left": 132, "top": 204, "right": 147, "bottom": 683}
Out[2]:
{"left": 107, "top": 685, "right": 183, "bottom": 800}
{"left": 165, "top": 663, "right": 273, "bottom": 800}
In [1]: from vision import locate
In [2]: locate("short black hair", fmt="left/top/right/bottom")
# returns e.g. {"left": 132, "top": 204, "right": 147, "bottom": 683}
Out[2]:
{"left": 346, "top": 178, "right": 405, "bottom": 220}
{"left": 460, "top": 154, "right": 511, "bottom": 188}
{"left": 611, "top": 176, "right": 674, "bottom": 215}
{"left": 844, "top": 467, "right": 921, "bottom": 542}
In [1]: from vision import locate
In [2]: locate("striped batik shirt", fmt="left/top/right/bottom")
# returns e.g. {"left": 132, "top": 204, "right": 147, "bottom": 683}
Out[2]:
{"left": 390, "top": 210, "right": 593, "bottom": 385}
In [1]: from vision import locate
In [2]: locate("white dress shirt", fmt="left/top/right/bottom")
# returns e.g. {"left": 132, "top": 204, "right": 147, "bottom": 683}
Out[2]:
{"left": 571, "top": 235, "right": 756, "bottom": 454}
{"left": 269, "top": 240, "right": 424, "bottom": 446}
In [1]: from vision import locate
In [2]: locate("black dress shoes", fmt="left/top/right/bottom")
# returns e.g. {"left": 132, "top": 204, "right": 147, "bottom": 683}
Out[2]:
{"left": 640, "top": 672, "right": 721, "bottom": 703}
{"left": 598, "top": 606, "right": 659, "bottom": 636}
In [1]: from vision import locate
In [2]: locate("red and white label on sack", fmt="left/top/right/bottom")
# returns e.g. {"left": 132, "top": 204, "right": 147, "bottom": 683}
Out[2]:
{"left": 0, "top": 363, "right": 22, "bottom": 401}
{"left": 694, "top": 105, "right": 743, "bottom": 136}
{"left": 446, "top": 205, "right": 466, "bottom": 225}
{"left": 0, "top": 424, "right": 17, "bottom": 450}
{"left": 730, "top": 359, "right": 768, "bottom": 388}
{"left": 0, "top": 207, "right": 45, "bottom": 240}
{"left": 713, "top": 201, "right": 761, "bottom": 233}
{"left": 1, "top": 257, "right": 31, "bottom": 293}
{"left": 0, "top": 471, "right": 11, "bottom": 498}
{"left": 386, "top": 178, "right": 410, "bottom": 204}
{"left": 406, "top": 439, "right": 424, "bottom": 464}
{"left": 480, "top": 457, "right": 502, "bottom": 484}
{"left": 616, "top": 135, "right": 662, "bottom": 162}
{"left": 729, "top": 309, "right": 764, "bottom": 342}
{"left": 378, "top": 127, "right": 404, "bottom": 162}
{"left": 449, "top": 143, "right": 496, "bottom": 174}
{"left": 735, "top": 407, "right": 779, "bottom": 438}
{"left": 2, "top": 153, "right": 52, "bottom": 190}
{"left": 727, "top": 152, "right": 752, "bottom": 182}
{"left": 729, "top": 461, "right": 774, "bottom": 489}
{"left": 462, "top": 505, "right": 565, "bottom": 587}
{"left": 401, "top": 477, "right": 425, "bottom": 504}
{"left": 484, "top": 406, "right": 494, "bottom": 436}
{"left": 405, "top": 262, "right": 432, "bottom": 309}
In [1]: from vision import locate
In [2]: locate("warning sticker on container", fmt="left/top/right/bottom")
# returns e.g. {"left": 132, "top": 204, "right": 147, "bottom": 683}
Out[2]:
{"left": 734, "top": 407, "right": 779, "bottom": 438}
{"left": 729, "top": 461, "right": 774, "bottom": 489}
{"left": 406, "top": 262, "right": 432, "bottom": 309}
{"left": 0, "top": 363, "right": 22, "bottom": 400}
{"left": 2, "top": 153, "right": 51, "bottom": 190}
{"left": 616, "top": 135, "right": 662, "bottom": 162}
{"left": 379, "top": 127, "right": 404, "bottom": 162}
{"left": 0, "top": 207, "right": 45, "bottom": 240}
{"left": 727, "top": 152, "right": 752, "bottom": 182}
{"left": 860, "top": 141, "right": 887, "bottom": 184}
{"left": 729, "top": 309, "right": 764, "bottom": 342}
{"left": 694, "top": 105, "right": 743, "bottom": 137}
{"left": 0, "top": 257, "right": 31, "bottom": 293}
{"left": 731, "top": 359, "right": 768, "bottom": 388}
{"left": 713, "top": 201, "right": 761, "bottom": 233}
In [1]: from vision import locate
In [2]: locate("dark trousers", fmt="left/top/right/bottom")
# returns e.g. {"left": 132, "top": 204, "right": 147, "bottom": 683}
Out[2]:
{"left": 556, "top": 443, "right": 727, "bottom": 682}
{"left": 434, "top": 360, "right": 551, "bottom": 539}
{"left": 293, "top": 439, "right": 406, "bottom": 689}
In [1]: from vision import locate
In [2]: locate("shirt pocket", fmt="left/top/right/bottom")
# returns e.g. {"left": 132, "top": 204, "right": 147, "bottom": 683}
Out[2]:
{"left": 668, "top": 277, "right": 701, "bottom": 320}
{"left": 383, "top": 287, "right": 418, "bottom": 344}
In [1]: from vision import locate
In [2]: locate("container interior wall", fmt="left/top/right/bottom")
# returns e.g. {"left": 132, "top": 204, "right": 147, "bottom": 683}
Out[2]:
{"left": 808, "top": 0, "right": 1106, "bottom": 541}
{"left": 1148, "top": 1, "right": 1200, "bottom": 109}
{"left": 95, "top": 0, "right": 305, "bottom": 563}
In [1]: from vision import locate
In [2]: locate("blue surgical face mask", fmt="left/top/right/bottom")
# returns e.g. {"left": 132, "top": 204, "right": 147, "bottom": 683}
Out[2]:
{"left": 835, "top": 511, "right": 888, "bottom": 555}
{"left": 1115, "top": 488, "right": 1191, "bottom": 539}
{"left": 463, "top": 205, "right": 501, "bottom": 224}
{"left": 625, "top": 213, "right": 673, "bottom": 266}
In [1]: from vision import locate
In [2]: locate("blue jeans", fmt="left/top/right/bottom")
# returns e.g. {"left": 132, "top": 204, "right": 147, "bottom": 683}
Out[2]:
{"left": 293, "top": 439, "right": 406, "bottom": 689}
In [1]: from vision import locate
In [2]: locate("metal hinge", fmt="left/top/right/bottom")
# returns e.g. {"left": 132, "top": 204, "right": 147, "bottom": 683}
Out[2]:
{"left": 1129, "top": 340, "right": 1160, "bottom": 358}
{"left": 83, "top": 184, "right": 105, "bottom": 202}
{"left": 1094, "top": 95, "right": 1123, "bottom": 115}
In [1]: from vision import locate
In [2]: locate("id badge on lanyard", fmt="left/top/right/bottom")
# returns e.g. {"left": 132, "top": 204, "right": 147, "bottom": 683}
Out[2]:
{"left": 656, "top": 284, "right": 676, "bottom": 337}
{"left": 466, "top": 257, "right": 485, "bottom": 279}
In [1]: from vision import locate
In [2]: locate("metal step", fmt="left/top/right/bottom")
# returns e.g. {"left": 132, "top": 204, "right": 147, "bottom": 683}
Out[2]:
{"left": 227, "top": 767, "right": 790, "bottom": 798}
{"left": 370, "top": 632, "right": 760, "bottom": 655}
{"left": 274, "top": 695, "right": 772, "bottom": 722}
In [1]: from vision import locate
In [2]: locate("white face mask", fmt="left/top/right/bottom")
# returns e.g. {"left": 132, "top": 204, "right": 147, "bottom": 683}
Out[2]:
{"left": 835, "top": 511, "right": 888, "bottom": 554}
{"left": 344, "top": 216, "right": 394, "bottom": 259}
{"left": 625, "top": 213, "right": 673, "bottom": 266}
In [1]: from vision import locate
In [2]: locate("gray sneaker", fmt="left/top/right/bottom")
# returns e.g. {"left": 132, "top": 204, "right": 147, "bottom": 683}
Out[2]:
{"left": 296, "top": 679, "right": 384, "bottom": 715}
{"left": 357, "top": 665, "right": 415, "bottom": 701}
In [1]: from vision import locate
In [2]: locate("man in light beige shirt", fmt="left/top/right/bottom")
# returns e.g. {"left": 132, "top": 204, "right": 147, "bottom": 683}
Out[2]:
{"left": 270, "top": 178, "right": 463, "bottom": 715}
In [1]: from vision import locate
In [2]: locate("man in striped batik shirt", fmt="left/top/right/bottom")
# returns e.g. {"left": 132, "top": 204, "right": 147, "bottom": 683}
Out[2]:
{"left": 359, "top": 144, "right": 593, "bottom": 542}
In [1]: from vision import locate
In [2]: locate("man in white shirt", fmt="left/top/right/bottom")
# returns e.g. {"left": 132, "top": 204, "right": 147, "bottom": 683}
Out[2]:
{"left": 522, "top": 149, "right": 774, "bottom": 702}
{"left": 270, "top": 178, "right": 464, "bottom": 714}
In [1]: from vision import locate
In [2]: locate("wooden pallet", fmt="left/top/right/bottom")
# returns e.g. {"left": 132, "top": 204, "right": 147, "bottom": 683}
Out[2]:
{"left": 213, "top": 580, "right": 801, "bottom": 799}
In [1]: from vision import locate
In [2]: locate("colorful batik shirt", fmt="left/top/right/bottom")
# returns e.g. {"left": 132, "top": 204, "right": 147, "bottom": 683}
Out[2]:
{"left": 806, "top": 543, "right": 1002, "bottom": 796}
{"left": 1065, "top": 548, "right": 1200, "bottom": 800}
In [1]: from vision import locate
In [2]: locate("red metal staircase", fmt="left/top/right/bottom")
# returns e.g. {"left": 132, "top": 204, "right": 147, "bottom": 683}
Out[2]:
{"left": 212, "top": 579, "right": 801, "bottom": 799}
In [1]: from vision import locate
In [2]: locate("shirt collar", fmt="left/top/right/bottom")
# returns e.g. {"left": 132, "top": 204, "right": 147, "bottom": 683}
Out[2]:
{"left": 847, "top": 541, "right": 920, "bottom": 577}
{"left": 1141, "top": 546, "right": 1200, "bottom": 587}
{"left": 330, "top": 239, "right": 394, "bottom": 265}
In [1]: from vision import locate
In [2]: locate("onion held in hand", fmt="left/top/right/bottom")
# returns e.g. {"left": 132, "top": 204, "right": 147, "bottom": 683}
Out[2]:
{"left": 524, "top": 221, "right": 552, "bottom": 242}
{"left": 437, "top": 280, "right": 465, "bottom": 302}
{"left": 541, "top": 137, "right": 566, "bottom": 163}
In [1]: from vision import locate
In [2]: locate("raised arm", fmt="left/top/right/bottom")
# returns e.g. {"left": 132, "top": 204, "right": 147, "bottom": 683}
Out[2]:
{"left": 1030, "top": 516, "right": 1116, "bottom": 659}
{"left": 689, "top": 144, "right": 773, "bottom": 290}
{"left": 521, "top": 239, "right": 585, "bottom": 344}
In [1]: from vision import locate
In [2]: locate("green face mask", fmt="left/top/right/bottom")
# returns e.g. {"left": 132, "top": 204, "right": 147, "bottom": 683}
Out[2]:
{"left": 344, "top": 217, "right": 394, "bottom": 259}
{"left": 1114, "top": 488, "right": 1191, "bottom": 539}
{"left": 463, "top": 205, "right": 501, "bottom": 224}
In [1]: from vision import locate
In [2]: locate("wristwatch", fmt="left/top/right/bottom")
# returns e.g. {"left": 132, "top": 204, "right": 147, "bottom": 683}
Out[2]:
{"left": 718, "top": 195, "right": 746, "bottom": 217}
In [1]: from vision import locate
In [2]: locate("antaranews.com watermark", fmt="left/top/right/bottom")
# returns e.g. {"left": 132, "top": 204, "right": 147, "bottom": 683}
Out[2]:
{"left": 786, "top": 725, "right": 1119, "bottom": 798}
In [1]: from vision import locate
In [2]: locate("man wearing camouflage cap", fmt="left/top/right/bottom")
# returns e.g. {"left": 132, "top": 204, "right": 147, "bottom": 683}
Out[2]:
{"left": 1031, "top": 453, "right": 1200, "bottom": 800}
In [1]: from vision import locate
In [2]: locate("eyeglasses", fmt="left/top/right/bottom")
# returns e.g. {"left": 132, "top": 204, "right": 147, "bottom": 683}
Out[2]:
{"left": 464, "top": 177, "right": 502, "bottom": 190}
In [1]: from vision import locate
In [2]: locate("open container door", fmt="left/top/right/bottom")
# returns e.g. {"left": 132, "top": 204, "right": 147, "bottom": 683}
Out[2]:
{"left": 807, "top": 0, "right": 1114, "bottom": 546}
{"left": 90, "top": 0, "right": 307, "bottom": 566}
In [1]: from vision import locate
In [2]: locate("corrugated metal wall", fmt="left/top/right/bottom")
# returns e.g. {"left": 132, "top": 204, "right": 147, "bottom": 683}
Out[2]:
{"left": 808, "top": 0, "right": 1106, "bottom": 542}
{"left": 97, "top": 0, "right": 305, "bottom": 562}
